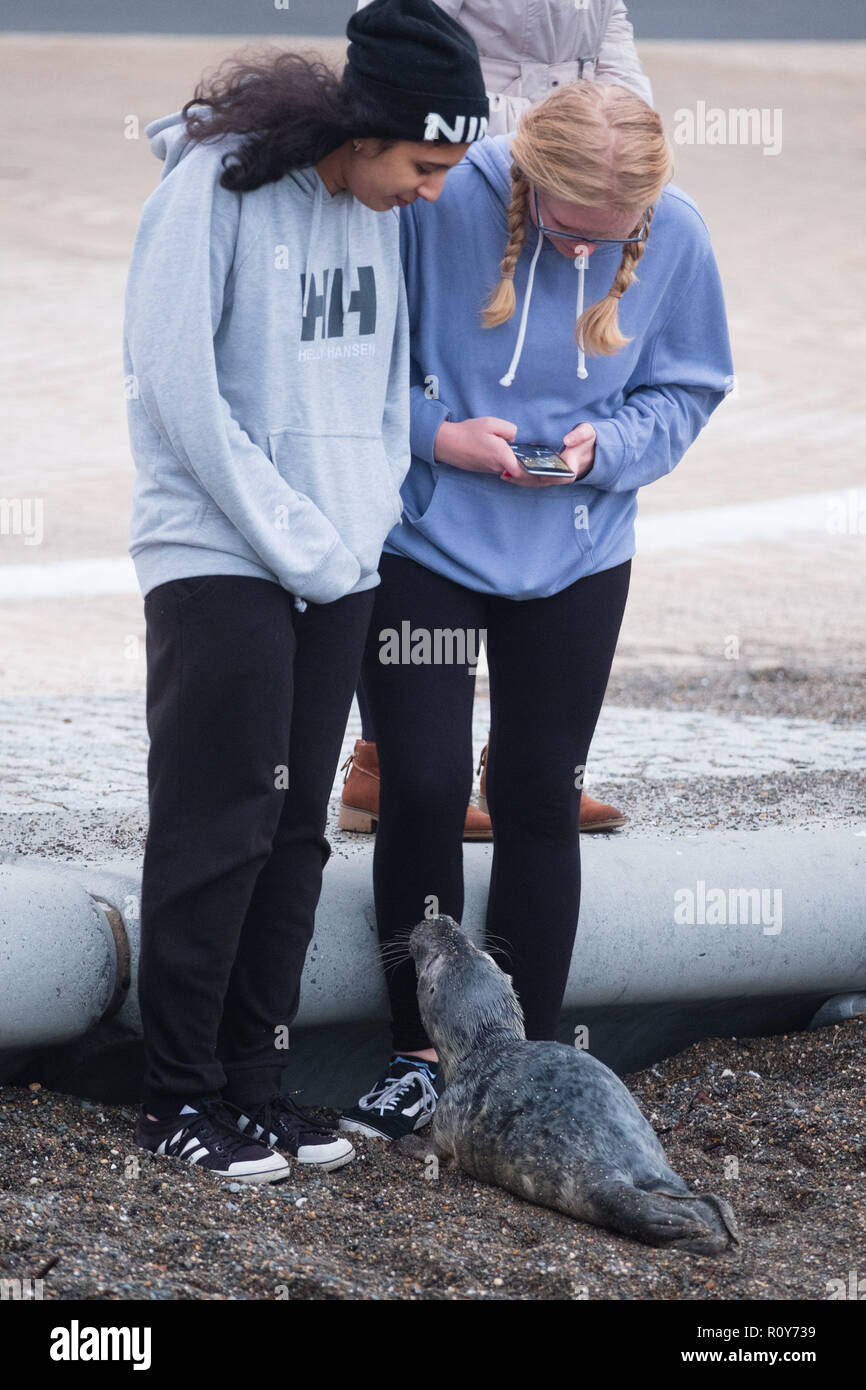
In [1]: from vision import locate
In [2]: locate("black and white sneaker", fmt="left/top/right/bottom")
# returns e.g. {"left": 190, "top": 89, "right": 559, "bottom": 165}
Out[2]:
{"left": 135, "top": 1097, "right": 290, "bottom": 1185}
{"left": 339, "top": 1056, "right": 440, "bottom": 1141}
{"left": 236, "top": 1093, "right": 355, "bottom": 1171}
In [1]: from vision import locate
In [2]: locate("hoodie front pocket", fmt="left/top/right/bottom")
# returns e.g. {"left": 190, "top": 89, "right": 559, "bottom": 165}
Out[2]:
{"left": 267, "top": 426, "right": 402, "bottom": 578}
{"left": 410, "top": 465, "right": 594, "bottom": 598}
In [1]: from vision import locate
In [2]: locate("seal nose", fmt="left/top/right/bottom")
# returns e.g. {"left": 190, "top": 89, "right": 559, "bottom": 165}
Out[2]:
{"left": 408, "top": 914, "right": 463, "bottom": 960}
{"left": 407, "top": 918, "right": 436, "bottom": 961}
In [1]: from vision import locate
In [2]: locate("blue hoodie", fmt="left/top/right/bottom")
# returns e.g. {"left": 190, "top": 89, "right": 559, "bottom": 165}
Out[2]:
{"left": 383, "top": 132, "right": 734, "bottom": 598}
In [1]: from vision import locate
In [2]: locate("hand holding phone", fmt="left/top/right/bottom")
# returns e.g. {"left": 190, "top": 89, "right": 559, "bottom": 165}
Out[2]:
{"left": 509, "top": 443, "right": 576, "bottom": 478}
{"left": 559, "top": 424, "right": 597, "bottom": 479}
{"left": 434, "top": 417, "right": 521, "bottom": 475}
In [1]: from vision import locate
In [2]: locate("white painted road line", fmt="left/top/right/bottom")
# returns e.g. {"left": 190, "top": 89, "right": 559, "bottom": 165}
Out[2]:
{"left": 0, "top": 485, "right": 862, "bottom": 600}
{"left": 0, "top": 556, "right": 139, "bottom": 600}
{"left": 635, "top": 487, "right": 865, "bottom": 554}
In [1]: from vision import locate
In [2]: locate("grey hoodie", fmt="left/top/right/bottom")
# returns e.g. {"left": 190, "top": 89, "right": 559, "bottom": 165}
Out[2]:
{"left": 123, "top": 110, "right": 410, "bottom": 605}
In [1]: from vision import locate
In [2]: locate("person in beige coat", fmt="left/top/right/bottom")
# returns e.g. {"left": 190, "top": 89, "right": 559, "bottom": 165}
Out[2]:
{"left": 357, "top": 0, "right": 653, "bottom": 131}
{"left": 342, "top": 0, "right": 652, "bottom": 838}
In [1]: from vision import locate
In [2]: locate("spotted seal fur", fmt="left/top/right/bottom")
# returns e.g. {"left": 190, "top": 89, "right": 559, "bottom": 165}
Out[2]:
{"left": 404, "top": 915, "right": 739, "bottom": 1256}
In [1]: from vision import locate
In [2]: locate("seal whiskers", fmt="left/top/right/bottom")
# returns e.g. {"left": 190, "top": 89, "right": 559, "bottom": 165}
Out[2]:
{"left": 378, "top": 928, "right": 417, "bottom": 975}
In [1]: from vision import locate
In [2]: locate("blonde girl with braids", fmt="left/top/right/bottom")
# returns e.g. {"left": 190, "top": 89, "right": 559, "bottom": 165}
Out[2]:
{"left": 483, "top": 89, "right": 664, "bottom": 375}
{"left": 340, "top": 82, "right": 733, "bottom": 1140}
{"left": 345, "top": 0, "right": 654, "bottom": 836}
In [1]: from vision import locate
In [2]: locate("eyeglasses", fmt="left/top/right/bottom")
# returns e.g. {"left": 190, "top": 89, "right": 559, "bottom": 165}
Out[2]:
{"left": 532, "top": 186, "right": 649, "bottom": 248}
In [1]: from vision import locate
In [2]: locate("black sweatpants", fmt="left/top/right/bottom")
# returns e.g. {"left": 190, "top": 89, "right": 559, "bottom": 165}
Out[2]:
{"left": 138, "top": 573, "right": 375, "bottom": 1111}
{"left": 360, "top": 551, "right": 631, "bottom": 1051}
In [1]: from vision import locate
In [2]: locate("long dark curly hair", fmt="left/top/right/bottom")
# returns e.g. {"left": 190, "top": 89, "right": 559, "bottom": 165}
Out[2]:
{"left": 182, "top": 47, "right": 432, "bottom": 193}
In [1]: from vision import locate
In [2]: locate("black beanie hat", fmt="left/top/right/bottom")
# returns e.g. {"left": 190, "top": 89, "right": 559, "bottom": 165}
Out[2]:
{"left": 343, "top": 0, "right": 489, "bottom": 144}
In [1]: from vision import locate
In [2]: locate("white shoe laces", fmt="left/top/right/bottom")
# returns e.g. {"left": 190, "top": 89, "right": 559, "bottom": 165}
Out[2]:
{"left": 359, "top": 1070, "right": 438, "bottom": 1119}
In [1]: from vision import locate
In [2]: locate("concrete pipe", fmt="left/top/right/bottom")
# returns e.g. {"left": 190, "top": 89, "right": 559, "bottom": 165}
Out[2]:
{"left": 0, "top": 865, "right": 129, "bottom": 1051}
{"left": 0, "top": 828, "right": 863, "bottom": 1058}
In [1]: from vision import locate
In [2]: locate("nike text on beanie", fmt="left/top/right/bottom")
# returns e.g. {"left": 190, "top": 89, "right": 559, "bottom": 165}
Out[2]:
{"left": 343, "top": 0, "right": 489, "bottom": 144}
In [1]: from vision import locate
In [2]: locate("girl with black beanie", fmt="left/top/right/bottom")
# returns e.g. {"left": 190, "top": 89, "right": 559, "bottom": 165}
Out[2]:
{"left": 125, "top": 0, "right": 488, "bottom": 1184}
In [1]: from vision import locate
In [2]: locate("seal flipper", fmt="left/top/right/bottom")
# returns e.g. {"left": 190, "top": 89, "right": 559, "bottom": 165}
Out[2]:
{"left": 643, "top": 1185, "right": 740, "bottom": 1247}
{"left": 584, "top": 1179, "right": 738, "bottom": 1256}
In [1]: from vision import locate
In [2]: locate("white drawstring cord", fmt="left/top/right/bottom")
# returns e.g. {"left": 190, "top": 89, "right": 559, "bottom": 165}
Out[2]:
{"left": 574, "top": 250, "right": 589, "bottom": 380}
{"left": 499, "top": 230, "right": 591, "bottom": 387}
{"left": 499, "top": 224, "right": 544, "bottom": 388}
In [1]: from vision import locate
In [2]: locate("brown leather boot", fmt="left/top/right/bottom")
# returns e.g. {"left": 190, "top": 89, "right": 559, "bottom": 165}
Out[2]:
{"left": 476, "top": 744, "right": 627, "bottom": 832}
{"left": 338, "top": 739, "right": 493, "bottom": 841}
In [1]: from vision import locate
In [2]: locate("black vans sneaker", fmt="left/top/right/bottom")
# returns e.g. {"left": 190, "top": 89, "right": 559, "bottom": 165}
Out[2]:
{"left": 339, "top": 1056, "right": 440, "bottom": 1141}
{"left": 135, "top": 1097, "right": 290, "bottom": 1185}
{"left": 235, "top": 1093, "right": 355, "bottom": 1171}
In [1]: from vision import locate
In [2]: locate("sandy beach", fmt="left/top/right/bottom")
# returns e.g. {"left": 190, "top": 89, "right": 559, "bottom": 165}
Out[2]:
{"left": 2, "top": 1018, "right": 863, "bottom": 1302}
{"left": 0, "top": 38, "right": 864, "bottom": 694}
{"left": 1, "top": 37, "right": 863, "bottom": 849}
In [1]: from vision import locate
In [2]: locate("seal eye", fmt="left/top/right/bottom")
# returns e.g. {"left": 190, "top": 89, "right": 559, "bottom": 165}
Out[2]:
{"left": 429, "top": 986, "right": 435, "bottom": 994}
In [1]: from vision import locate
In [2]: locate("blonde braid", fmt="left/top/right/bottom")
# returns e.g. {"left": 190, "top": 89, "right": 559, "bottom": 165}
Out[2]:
{"left": 477, "top": 85, "right": 672, "bottom": 359}
{"left": 577, "top": 202, "right": 656, "bottom": 355}
{"left": 481, "top": 163, "right": 531, "bottom": 328}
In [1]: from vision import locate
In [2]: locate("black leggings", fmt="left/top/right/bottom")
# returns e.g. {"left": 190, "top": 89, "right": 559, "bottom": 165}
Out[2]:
{"left": 138, "top": 574, "right": 375, "bottom": 1110}
{"left": 360, "top": 551, "right": 631, "bottom": 1051}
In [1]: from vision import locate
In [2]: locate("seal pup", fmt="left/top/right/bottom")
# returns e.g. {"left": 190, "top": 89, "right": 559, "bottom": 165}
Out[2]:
{"left": 405, "top": 915, "right": 739, "bottom": 1256}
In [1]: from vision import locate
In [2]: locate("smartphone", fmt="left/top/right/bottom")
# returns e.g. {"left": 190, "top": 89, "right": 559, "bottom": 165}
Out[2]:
{"left": 509, "top": 443, "right": 575, "bottom": 477}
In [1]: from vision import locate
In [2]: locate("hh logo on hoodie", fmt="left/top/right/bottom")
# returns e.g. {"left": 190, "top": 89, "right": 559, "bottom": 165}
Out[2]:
{"left": 299, "top": 267, "right": 377, "bottom": 342}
